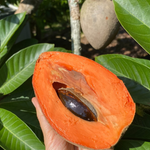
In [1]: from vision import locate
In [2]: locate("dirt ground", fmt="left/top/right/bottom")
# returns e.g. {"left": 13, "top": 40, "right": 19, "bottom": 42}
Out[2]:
{"left": 44, "top": 26, "right": 149, "bottom": 60}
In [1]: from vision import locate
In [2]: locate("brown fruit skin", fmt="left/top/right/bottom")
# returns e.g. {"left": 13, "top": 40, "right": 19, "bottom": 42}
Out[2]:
{"left": 80, "top": 0, "right": 120, "bottom": 50}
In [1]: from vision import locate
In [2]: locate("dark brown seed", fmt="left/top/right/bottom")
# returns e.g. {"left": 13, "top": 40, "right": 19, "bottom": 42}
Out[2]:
{"left": 57, "top": 88, "right": 97, "bottom": 121}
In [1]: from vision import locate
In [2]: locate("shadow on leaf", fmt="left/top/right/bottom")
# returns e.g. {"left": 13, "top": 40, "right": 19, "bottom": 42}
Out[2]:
{"left": 119, "top": 76, "right": 150, "bottom": 106}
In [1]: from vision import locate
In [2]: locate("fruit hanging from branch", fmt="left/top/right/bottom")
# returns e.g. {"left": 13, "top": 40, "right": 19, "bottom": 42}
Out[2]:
{"left": 80, "top": 0, "right": 120, "bottom": 50}
{"left": 32, "top": 52, "right": 135, "bottom": 150}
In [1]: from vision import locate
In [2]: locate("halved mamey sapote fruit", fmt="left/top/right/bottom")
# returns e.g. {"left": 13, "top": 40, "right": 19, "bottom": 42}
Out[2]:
{"left": 80, "top": 0, "right": 120, "bottom": 50}
{"left": 32, "top": 52, "right": 135, "bottom": 149}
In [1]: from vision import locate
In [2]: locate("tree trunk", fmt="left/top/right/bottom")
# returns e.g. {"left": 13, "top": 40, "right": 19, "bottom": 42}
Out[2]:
{"left": 68, "top": 0, "right": 81, "bottom": 55}
{"left": 15, "top": 0, "right": 43, "bottom": 14}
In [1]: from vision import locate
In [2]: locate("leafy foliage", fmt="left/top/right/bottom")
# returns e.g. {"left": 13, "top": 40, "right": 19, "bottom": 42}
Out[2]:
{"left": 95, "top": 54, "right": 150, "bottom": 105}
{"left": 1, "top": 0, "right": 150, "bottom": 149}
{"left": 115, "top": 140, "right": 150, "bottom": 150}
{"left": 95, "top": 0, "right": 150, "bottom": 149}
{"left": 124, "top": 112, "right": 150, "bottom": 141}
{"left": 0, "top": 12, "right": 26, "bottom": 63}
{"left": 113, "top": 0, "right": 150, "bottom": 54}
{"left": 0, "top": 13, "right": 70, "bottom": 150}
{"left": 4, "top": 0, "right": 21, "bottom": 5}
{"left": 0, "top": 108, "right": 44, "bottom": 150}
{"left": 0, "top": 43, "right": 54, "bottom": 95}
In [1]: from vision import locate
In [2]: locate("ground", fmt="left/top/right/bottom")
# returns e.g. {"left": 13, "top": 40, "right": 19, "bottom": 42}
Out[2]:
{"left": 42, "top": 26, "right": 149, "bottom": 60}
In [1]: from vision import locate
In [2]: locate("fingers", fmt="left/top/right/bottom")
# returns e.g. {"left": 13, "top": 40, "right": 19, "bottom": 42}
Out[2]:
{"left": 32, "top": 97, "right": 58, "bottom": 147}
{"left": 32, "top": 97, "right": 75, "bottom": 150}
{"left": 32, "top": 97, "right": 52, "bottom": 135}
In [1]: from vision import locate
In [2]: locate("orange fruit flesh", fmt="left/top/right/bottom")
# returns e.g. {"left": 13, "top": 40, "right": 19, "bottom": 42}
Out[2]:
{"left": 32, "top": 52, "right": 135, "bottom": 149}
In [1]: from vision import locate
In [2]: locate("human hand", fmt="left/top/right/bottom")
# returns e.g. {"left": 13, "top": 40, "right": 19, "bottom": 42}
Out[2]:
{"left": 32, "top": 97, "right": 88, "bottom": 150}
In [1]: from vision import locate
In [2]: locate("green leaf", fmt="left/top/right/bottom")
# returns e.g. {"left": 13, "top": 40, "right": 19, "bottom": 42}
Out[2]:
{"left": 12, "top": 38, "right": 38, "bottom": 52}
{"left": 0, "top": 77, "right": 43, "bottom": 142}
{"left": 123, "top": 113, "right": 150, "bottom": 141}
{"left": 4, "top": 38, "right": 38, "bottom": 62}
{"left": 0, "top": 108, "right": 45, "bottom": 150}
{"left": 13, "top": 110, "right": 43, "bottom": 142}
{"left": 0, "top": 13, "right": 26, "bottom": 60}
{"left": 0, "top": 77, "right": 35, "bottom": 111}
{"left": 95, "top": 54, "right": 150, "bottom": 105}
{"left": 113, "top": 0, "right": 150, "bottom": 54}
{"left": 54, "top": 47, "right": 71, "bottom": 53}
{"left": 119, "top": 77, "right": 150, "bottom": 106}
{"left": 0, "top": 43, "right": 54, "bottom": 95}
{"left": 115, "top": 139, "right": 150, "bottom": 150}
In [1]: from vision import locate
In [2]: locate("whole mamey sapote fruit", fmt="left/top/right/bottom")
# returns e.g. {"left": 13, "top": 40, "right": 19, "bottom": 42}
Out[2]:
{"left": 32, "top": 52, "right": 135, "bottom": 149}
{"left": 80, "top": 0, "right": 120, "bottom": 49}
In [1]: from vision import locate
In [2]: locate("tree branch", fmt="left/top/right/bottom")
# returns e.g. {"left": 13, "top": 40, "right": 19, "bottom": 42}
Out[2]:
{"left": 68, "top": 0, "right": 81, "bottom": 55}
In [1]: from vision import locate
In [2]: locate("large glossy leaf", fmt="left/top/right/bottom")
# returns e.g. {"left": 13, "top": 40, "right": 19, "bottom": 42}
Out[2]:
{"left": 0, "top": 108, "right": 45, "bottom": 150}
{"left": 95, "top": 54, "right": 150, "bottom": 105}
{"left": 113, "top": 0, "right": 150, "bottom": 54}
{"left": 0, "top": 77, "right": 35, "bottom": 111}
{"left": 123, "top": 113, "right": 150, "bottom": 141}
{"left": 4, "top": 38, "right": 38, "bottom": 63}
{"left": 115, "top": 139, "right": 150, "bottom": 150}
{"left": 0, "top": 77, "right": 43, "bottom": 141}
{"left": 0, "top": 13, "right": 26, "bottom": 60}
{"left": 14, "top": 110, "right": 43, "bottom": 142}
{"left": 54, "top": 47, "right": 71, "bottom": 53}
{"left": 0, "top": 43, "right": 54, "bottom": 95}
{"left": 119, "top": 77, "right": 150, "bottom": 106}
